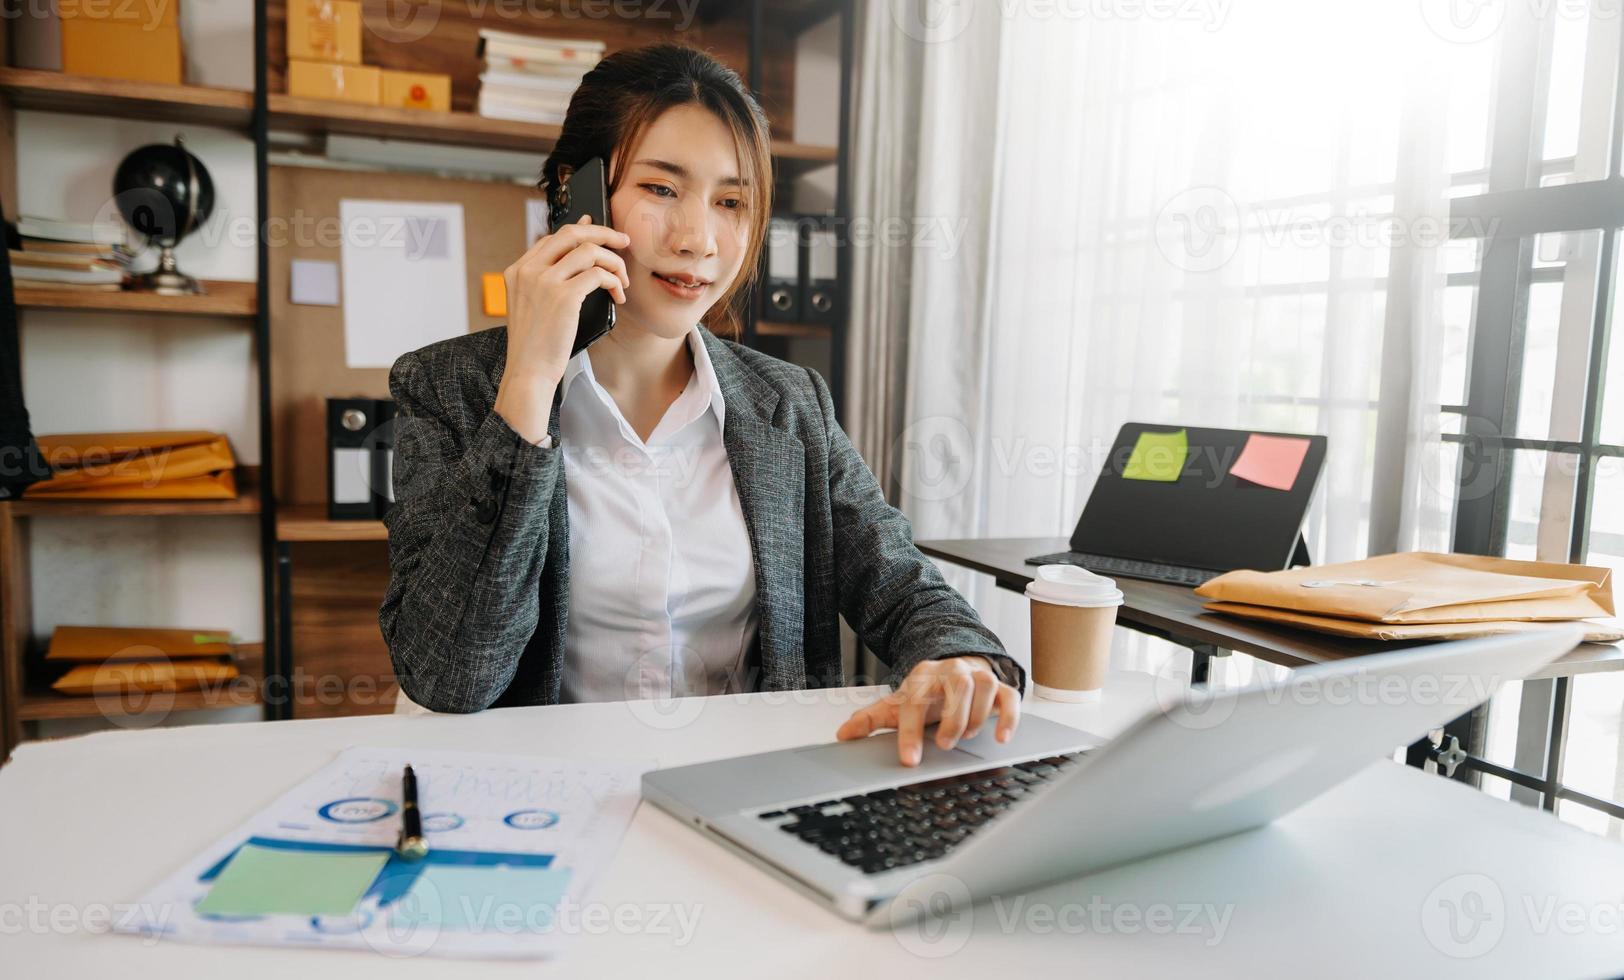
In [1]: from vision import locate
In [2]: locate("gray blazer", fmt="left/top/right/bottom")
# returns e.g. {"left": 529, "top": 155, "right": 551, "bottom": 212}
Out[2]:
{"left": 378, "top": 325, "right": 1024, "bottom": 713}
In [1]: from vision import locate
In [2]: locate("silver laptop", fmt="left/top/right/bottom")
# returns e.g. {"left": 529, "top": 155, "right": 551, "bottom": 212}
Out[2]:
{"left": 642, "top": 626, "right": 1582, "bottom": 924}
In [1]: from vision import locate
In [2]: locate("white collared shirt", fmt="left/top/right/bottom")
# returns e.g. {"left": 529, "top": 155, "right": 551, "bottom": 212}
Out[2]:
{"left": 547, "top": 326, "right": 759, "bottom": 703}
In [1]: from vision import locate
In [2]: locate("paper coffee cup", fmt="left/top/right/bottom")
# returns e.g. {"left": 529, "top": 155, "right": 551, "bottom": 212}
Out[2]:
{"left": 1025, "top": 565, "right": 1123, "bottom": 702}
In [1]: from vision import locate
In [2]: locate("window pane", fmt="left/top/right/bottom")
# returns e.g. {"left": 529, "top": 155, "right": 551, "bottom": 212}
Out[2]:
{"left": 1515, "top": 231, "right": 1601, "bottom": 442}
{"left": 1441, "top": 238, "right": 1481, "bottom": 406}
{"left": 1557, "top": 798, "right": 1619, "bottom": 838}
{"left": 1561, "top": 671, "right": 1624, "bottom": 842}
{"left": 1535, "top": 1, "right": 1618, "bottom": 187}
{"left": 1584, "top": 453, "right": 1624, "bottom": 575}
{"left": 1412, "top": 436, "right": 1461, "bottom": 553}
{"left": 1239, "top": 294, "right": 1328, "bottom": 405}
{"left": 1600, "top": 235, "right": 1624, "bottom": 445}
{"left": 1447, "top": 35, "right": 1495, "bottom": 196}
{"left": 1505, "top": 449, "right": 1579, "bottom": 561}
{"left": 1479, "top": 678, "right": 1525, "bottom": 771}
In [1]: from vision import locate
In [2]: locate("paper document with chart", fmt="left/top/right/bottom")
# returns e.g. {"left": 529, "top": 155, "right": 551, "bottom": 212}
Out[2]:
{"left": 115, "top": 747, "right": 650, "bottom": 959}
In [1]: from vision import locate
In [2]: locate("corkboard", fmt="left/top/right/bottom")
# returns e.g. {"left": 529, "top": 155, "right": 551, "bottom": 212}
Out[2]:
{"left": 267, "top": 163, "right": 540, "bottom": 505}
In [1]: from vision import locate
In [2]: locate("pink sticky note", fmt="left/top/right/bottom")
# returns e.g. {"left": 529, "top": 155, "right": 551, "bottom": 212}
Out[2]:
{"left": 1230, "top": 433, "right": 1311, "bottom": 491}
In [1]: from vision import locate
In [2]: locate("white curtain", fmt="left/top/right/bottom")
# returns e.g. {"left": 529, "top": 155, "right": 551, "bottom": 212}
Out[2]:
{"left": 855, "top": 1, "right": 1476, "bottom": 680}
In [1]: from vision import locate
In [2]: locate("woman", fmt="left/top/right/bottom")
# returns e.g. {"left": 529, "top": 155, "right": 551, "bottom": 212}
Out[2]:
{"left": 379, "top": 44, "right": 1024, "bottom": 767}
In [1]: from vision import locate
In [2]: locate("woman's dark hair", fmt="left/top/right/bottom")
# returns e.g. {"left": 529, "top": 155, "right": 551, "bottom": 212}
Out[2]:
{"left": 540, "top": 43, "right": 774, "bottom": 338}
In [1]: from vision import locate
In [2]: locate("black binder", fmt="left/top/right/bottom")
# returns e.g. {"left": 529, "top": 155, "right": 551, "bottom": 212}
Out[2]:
{"left": 763, "top": 215, "right": 801, "bottom": 322}
{"left": 802, "top": 225, "right": 839, "bottom": 326}
{"left": 327, "top": 397, "right": 376, "bottom": 521}
{"left": 372, "top": 398, "right": 397, "bottom": 518}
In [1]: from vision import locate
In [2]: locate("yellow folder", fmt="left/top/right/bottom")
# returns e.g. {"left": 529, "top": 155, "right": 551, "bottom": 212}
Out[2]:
{"left": 46, "top": 626, "right": 236, "bottom": 663}
{"left": 26, "top": 431, "right": 238, "bottom": 500}
{"left": 50, "top": 659, "right": 240, "bottom": 696}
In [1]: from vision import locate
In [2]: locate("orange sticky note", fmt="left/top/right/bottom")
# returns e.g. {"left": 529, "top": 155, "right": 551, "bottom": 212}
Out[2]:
{"left": 482, "top": 273, "right": 507, "bottom": 317}
{"left": 1230, "top": 433, "right": 1311, "bottom": 491}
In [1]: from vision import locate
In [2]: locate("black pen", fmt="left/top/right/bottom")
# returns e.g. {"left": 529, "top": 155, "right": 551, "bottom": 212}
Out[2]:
{"left": 396, "top": 764, "right": 428, "bottom": 860}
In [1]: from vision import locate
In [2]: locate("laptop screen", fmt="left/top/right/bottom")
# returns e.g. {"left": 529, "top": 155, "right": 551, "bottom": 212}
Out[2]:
{"left": 1069, "top": 423, "right": 1328, "bottom": 573}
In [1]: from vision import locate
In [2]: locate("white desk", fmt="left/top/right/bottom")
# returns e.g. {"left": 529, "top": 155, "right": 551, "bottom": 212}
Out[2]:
{"left": 3, "top": 672, "right": 1623, "bottom": 978}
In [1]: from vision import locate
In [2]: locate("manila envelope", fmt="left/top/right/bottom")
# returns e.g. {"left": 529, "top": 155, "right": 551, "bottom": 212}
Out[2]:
{"left": 50, "top": 659, "right": 240, "bottom": 696}
{"left": 47, "top": 625, "right": 236, "bottom": 663}
{"left": 1194, "top": 552, "right": 1613, "bottom": 624}
{"left": 1203, "top": 601, "right": 1624, "bottom": 644}
{"left": 26, "top": 431, "right": 237, "bottom": 499}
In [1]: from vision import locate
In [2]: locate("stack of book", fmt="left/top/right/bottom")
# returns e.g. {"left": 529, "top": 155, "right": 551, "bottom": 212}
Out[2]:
{"left": 13, "top": 215, "right": 133, "bottom": 292}
{"left": 476, "top": 29, "right": 604, "bottom": 125}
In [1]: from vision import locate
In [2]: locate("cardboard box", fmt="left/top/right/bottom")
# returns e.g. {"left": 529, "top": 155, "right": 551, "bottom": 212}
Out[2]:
{"left": 62, "top": 19, "right": 182, "bottom": 85}
{"left": 381, "top": 69, "right": 452, "bottom": 111}
{"left": 57, "top": 0, "right": 179, "bottom": 28}
{"left": 287, "top": 0, "right": 362, "bottom": 64}
{"left": 288, "top": 59, "right": 381, "bottom": 105}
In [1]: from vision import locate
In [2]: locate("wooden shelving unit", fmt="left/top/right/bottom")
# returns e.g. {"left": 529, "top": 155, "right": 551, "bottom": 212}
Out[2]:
{"left": 16, "top": 643, "right": 265, "bottom": 721}
{"left": 0, "top": 67, "right": 254, "bottom": 130}
{"left": 268, "top": 93, "right": 561, "bottom": 153}
{"left": 0, "top": 67, "right": 837, "bottom": 168}
{"left": 276, "top": 504, "right": 386, "bottom": 542}
{"left": 0, "top": 0, "right": 854, "bottom": 758}
{"left": 770, "top": 139, "right": 840, "bottom": 166}
{"left": 15, "top": 280, "right": 258, "bottom": 318}
{"left": 267, "top": 94, "right": 837, "bottom": 171}
{"left": 6, "top": 467, "right": 262, "bottom": 518}
{"left": 756, "top": 320, "right": 832, "bottom": 339}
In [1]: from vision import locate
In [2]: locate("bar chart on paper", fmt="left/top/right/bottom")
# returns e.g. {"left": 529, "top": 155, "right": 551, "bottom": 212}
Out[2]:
{"left": 116, "top": 747, "right": 651, "bottom": 959}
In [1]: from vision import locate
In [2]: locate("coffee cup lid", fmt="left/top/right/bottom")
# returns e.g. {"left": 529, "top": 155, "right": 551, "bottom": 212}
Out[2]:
{"left": 1025, "top": 564, "right": 1124, "bottom": 608}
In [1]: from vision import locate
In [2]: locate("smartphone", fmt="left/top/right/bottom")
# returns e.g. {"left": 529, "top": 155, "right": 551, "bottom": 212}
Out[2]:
{"left": 555, "top": 156, "right": 616, "bottom": 356}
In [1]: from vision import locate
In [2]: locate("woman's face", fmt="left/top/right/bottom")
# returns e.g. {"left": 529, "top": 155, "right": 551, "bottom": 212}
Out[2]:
{"left": 606, "top": 103, "right": 751, "bottom": 341}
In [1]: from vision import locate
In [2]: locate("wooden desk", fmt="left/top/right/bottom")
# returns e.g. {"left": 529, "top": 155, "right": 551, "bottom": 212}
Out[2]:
{"left": 916, "top": 536, "right": 1624, "bottom": 683}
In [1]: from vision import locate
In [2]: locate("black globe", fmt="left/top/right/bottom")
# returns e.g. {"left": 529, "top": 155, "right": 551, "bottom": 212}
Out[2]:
{"left": 112, "top": 141, "right": 214, "bottom": 247}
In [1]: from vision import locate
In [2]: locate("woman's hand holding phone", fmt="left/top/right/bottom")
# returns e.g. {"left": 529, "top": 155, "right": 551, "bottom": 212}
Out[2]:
{"left": 494, "top": 214, "right": 631, "bottom": 445}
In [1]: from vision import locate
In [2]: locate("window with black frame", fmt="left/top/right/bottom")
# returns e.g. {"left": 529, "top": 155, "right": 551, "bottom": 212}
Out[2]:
{"left": 1440, "top": 3, "right": 1624, "bottom": 838}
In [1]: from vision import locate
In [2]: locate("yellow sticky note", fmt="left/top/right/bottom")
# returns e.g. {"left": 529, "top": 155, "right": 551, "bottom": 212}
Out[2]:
{"left": 1123, "top": 429, "right": 1187, "bottom": 482}
{"left": 482, "top": 273, "right": 507, "bottom": 317}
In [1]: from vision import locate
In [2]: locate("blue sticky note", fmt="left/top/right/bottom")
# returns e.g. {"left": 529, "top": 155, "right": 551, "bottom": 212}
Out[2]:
{"left": 390, "top": 865, "right": 572, "bottom": 932}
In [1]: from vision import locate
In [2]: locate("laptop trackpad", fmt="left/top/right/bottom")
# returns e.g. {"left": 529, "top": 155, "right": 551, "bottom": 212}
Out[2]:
{"left": 792, "top": 728, "right": 998, "bottom": 783}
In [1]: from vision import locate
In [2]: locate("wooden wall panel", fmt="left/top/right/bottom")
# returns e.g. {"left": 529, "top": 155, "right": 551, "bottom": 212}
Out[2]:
{"left": 287, "top": 541, "right": 396, "bottom": 720}
{"left": 0, "top": 507, "right": 29, "bottom": 762}
{"left": 0, "top": 11, "right": 16, "bottom": 222}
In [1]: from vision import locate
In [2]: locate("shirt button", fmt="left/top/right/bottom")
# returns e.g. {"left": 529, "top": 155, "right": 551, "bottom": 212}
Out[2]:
{"left": 472, "top": 497, "right": 498, "bottom": 524}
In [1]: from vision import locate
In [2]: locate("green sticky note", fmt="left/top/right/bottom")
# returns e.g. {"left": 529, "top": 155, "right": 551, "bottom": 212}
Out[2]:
{"left": 195, "top": 843, "right": 390, "bottom": 918}
{"left": 391, "top": 866, "right": 572, "bottom": 932}
{"left": 193, "top": 633, "right": 232, "bottom": 645}
{"left": 1122, "top": 429, "right": 1188, "bottom": 482}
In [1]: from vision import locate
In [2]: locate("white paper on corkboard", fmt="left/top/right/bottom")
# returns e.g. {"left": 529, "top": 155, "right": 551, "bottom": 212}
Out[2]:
{"left": 339, "top": 199, "right": 469, "bottom": 369}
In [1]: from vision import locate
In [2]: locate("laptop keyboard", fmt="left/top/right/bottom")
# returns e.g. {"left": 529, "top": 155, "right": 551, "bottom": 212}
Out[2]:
{"left": 755, "top": 752, "right": 1087, "bottom": 876}
{"left": 1026, "top": 550, "right": 1219, "bottom": 587}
